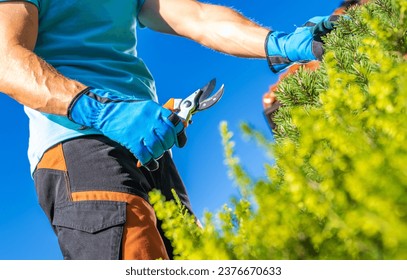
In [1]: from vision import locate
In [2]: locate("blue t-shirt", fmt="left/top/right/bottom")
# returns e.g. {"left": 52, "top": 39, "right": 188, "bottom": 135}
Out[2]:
{"left": 1, "top": 0, "right": 156, "bottom": 173}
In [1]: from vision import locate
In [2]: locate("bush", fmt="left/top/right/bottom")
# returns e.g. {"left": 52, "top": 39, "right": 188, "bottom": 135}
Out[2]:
{"left": 150, "top": 0, "right": 407, "bottom": 259}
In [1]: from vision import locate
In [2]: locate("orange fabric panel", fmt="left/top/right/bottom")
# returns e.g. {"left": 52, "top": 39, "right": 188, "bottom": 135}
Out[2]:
{"left": 36, "top": 144, "right": 67, "bottom": 171}
{"left": 72, "top": 191, "right": 169, "bottom": 260}
{"left": 72, "top": 191, "right": 146, "bottom": 204}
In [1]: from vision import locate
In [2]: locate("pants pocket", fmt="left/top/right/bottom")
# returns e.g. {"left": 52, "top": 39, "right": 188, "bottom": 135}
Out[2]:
{"left": 52, "top": 200, "right": 126, "bottom": 260}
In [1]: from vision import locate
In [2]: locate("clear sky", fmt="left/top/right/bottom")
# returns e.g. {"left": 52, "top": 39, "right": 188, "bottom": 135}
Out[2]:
{"left": 0, "top": 0, "right": 342, "bottom": 259}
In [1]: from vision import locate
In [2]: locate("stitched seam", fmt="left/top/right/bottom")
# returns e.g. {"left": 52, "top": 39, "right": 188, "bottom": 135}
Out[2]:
{"left": 60, "top": 144, "right": 73, "bottom": 202}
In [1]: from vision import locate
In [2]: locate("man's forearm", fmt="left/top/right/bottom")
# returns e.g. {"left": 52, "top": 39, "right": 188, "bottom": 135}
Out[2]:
{"left": 0, "top": 45, "right": 86, "bottom": 116}
{"left": 191, "top": 4, "right": 270, "bottom": 58}
{"left": 140, "top": 0, "right": 270, "bottom": 58}
{"left": 0, "top": 2, "right": 85, "bottom": 116}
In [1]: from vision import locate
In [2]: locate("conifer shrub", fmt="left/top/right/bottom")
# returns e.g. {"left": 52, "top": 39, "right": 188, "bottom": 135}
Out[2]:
{"left": 150, "top": 0, "right": 407, "bottom": 259}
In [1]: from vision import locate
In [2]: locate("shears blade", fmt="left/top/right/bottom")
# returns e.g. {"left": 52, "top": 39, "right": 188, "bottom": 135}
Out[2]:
{"left": 199, "top": 78, "right": 217, "bottom": 102}
{"left": 197, "top": 83, "right": 224, "bottom": 111}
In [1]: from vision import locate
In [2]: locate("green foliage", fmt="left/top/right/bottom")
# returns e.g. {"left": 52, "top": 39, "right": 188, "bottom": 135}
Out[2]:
{"left": 150, "top": 0, "right": 407, "bottom": 259}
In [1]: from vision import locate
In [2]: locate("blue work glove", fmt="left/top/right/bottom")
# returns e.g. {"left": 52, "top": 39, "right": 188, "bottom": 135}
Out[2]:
{"left": 67, "top": 87, "right": 185, "bottom": 171}
{"left": 266, "top": 15, "right": 340, "bottom": 73}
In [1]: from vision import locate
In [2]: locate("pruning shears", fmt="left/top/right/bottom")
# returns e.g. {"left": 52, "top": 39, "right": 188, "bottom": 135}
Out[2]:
{"left": 138, "top": 78, "right": 224, "bottom": 171}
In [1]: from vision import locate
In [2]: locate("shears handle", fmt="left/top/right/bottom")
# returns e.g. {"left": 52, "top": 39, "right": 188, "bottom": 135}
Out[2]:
{"left": 163, "top": 98, "right": 190, "bottom": 127}
{"left": 136, "top": 99, "right": 188, "bottom": 171}
{"left": 164, "top": 98, "right": 188, "bottom": 147}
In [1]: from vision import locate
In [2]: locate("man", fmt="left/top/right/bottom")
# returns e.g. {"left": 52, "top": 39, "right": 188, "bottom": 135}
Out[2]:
{"left": 0, "top": 0, "right": 337, "bottom": 259}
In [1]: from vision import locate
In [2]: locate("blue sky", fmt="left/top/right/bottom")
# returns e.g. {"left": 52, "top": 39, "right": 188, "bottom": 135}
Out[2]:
{"left": 0, "top": 0, "right": 342, "bottom": 259}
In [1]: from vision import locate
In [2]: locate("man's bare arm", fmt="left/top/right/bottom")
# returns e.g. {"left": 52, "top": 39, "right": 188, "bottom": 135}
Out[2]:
{"left": 139, "top": 0, "right": 270, "bottom": 58}
{"left": 0, "top": 2, "right": 86, "bottom": 115}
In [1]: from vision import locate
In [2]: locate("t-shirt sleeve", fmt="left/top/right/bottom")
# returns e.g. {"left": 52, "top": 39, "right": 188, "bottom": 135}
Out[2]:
{"left": 0, "top": 0, "right": 39, "bottom": 9}
{"left": 136, "top": 0, "right": 146, "bottom": 28}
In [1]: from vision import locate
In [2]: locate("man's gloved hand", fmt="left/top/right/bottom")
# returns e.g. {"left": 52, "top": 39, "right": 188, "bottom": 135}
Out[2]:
{"left": 266, "top": 15, "right": 340, "bottom": 73}
{"left": 67, "top": 87, "right": 185, "bottom": 171}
